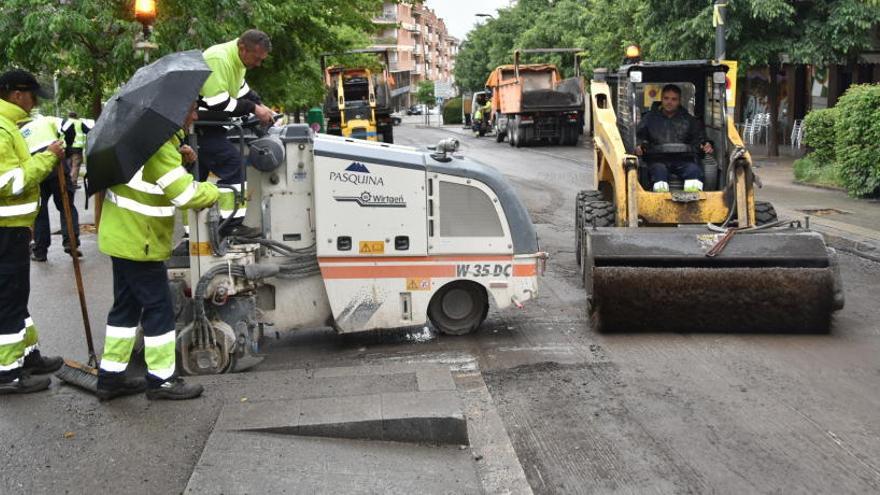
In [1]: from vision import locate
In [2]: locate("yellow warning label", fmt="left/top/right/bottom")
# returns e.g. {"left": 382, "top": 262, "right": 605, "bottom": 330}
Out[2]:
{"left": 406, "top": 278, "right": 431, "bottom": 291}
{"left": 189, "top": 242, "right": 213, "bottom": 256}
{"left": 359, "top": 241, "right": 385, "bottom": 255}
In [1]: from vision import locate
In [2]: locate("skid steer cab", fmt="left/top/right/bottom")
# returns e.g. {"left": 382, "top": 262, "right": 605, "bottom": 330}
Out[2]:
{"left": 169, "top": 123, "right": 546, "bottom": 374}
{"left": 576, "top": 59, "right": 845, "bottom": 333}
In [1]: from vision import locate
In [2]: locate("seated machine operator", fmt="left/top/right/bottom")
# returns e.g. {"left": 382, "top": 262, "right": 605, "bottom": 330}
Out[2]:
{"left": 635, "top": 84, "right": 714, "bottom": 193}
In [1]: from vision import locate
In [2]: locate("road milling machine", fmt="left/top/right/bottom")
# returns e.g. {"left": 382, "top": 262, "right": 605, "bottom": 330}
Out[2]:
{"left": 575, "top": 58, "right": 844, "bottom": 333}
{"left": 173, "top": 122, "right": 545, "bottom": 374}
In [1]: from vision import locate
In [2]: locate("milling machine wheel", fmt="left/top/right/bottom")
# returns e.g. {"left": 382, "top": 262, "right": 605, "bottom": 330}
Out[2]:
{"left": 428, "top": 282, "right": 489, "bottom": 336}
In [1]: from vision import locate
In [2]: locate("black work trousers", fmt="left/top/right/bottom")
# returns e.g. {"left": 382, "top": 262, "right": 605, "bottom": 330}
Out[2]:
{"left": 33, "top": 170, "right": 79, "bottom": 256}
{"left": 0, "top": 227, "right": 35, "bottom": 382}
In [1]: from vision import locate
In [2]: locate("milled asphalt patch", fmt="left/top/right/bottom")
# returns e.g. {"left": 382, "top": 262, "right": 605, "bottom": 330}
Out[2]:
{"left": 184, "top": 364, "right": 529, "bottom": 493}
{"left": 214, "top": 390, "right": 468, "bottom": 445}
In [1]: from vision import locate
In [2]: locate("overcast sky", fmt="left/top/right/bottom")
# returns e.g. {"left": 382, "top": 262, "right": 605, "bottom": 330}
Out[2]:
{"left": 426, "top": 0, "right": 512, "bottom": 41}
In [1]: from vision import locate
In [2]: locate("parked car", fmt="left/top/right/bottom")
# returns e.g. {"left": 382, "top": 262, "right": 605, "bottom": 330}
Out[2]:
{"left": 390, "top": 112, "right": 403, "bottom": 126}
{"left": 405, "top": 105, "right": 423, "bottom": 115}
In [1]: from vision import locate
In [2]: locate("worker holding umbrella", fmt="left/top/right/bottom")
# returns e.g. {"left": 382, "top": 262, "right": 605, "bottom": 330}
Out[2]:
{"left": 77, "top": 51, "right": 219, "bottom": 400}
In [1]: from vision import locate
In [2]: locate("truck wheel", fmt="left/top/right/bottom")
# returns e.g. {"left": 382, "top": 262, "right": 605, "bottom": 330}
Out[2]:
{"left": 755, "top": 201, "right": 778, "bottom": 225}
{"left": 514, "top": 124, "right": 523, "bottom": 148}
{"left": 508, "top": 124, "right": 515, "bottom": 147}
{"left": 575, "top": 191, "right": 605, "bottom": 266}
{"left": 495, "top": 123, "right": 505, "bottom": 143}
{"left": 428, "top": 282, "right": 488, "bottom": 335}
{"left": 566, "top": 124, "right": 580, "bottom": 146}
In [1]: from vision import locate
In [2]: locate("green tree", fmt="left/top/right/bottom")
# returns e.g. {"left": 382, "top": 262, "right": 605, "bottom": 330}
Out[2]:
{"left": 0, "top": 0, "right": 384, "bottom": 117}
{"left": 641, "top": 0, "right": 880, "bottom": 156}
{"left": 416, "top": 80, "right": 435, "bottom": 107}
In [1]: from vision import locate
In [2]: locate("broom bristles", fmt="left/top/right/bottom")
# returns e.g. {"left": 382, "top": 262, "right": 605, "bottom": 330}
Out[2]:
{"left": 55, "top": 359, "right": 99, "bottom": 393}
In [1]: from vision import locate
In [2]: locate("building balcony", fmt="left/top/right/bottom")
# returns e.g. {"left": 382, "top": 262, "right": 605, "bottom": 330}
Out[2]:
{"left": 373, "top": 12, "right": 397, "bottom": 24}
{"left": 372, "top": 35, "right": 398, "bottom": 46}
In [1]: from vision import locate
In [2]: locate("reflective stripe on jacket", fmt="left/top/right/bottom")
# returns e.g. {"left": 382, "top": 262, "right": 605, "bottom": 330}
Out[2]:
{"left": 0, "top": 100, "right": 58, "bottom": 227}
{"left": 98, "top": 135, "right": 219, "bottom": 261}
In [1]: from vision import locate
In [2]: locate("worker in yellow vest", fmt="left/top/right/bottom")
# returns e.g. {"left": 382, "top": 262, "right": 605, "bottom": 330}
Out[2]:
{"left": 0, "top": 70, "right": 65, "bottom": 394}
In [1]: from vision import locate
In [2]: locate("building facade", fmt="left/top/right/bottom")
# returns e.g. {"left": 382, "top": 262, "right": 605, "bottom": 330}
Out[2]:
{"left": 371, "top": 2, "right": 460, "bottom": 109}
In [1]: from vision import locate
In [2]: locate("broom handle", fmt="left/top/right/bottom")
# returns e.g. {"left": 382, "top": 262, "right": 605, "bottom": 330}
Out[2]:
{"left": 56, "top": 160, "right": 97, "bottom": 367}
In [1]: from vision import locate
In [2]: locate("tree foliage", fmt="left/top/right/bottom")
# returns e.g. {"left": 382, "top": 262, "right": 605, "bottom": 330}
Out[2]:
{"left": 416, "top": 80, "right": 435, "bottom": 107}
{"left": 455, "top": 0, "right": 880, "bottom": 92}
{"left": 0, "top": 0, "right": 384, "bottom": 117}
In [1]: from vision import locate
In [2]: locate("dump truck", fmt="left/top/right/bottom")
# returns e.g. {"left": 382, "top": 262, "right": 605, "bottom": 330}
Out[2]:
{"left": 173, "top": 122, "right": 546, "bottom": 374}
{"left": 322, "top": 50, "right": 395, "bottom": 143}
{"left": 487, "top": 48, "right": 585, "bottom": 147}
{"left": 575, "top": 55, "right": 844, "bottom": 333}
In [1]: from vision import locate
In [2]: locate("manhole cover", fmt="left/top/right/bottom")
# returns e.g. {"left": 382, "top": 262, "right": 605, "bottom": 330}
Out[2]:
{"left": 796, "top": 208, "right": 850, "bottom": 216}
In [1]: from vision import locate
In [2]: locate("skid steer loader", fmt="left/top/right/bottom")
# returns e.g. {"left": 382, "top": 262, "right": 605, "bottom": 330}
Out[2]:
{"left": 171, "top": 122, "right": 545, "bottom": 374}
{"left": 575, "top": 58, "right": 844, "bottom": 333}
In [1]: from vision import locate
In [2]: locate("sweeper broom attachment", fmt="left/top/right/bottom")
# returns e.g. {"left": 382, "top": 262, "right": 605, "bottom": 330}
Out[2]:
{"left": 583, "top": 225, "right": 845, "bottom": 333}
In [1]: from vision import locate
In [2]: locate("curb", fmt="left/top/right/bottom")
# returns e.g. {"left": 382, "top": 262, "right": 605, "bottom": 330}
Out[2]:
{"left": 818, "top": 231, "right": 880, "bottom": 263}
{"left": 777, "top": 207, "right": 880, "bottom": 263}
{"left": 792, "top": 180, "right": 848, "bottom": 193}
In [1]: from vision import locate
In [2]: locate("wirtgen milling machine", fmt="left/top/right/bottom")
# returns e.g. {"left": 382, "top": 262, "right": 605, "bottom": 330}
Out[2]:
{"left": 576, "top": 56, "right": 844, "bottom": 333}
{"left": 173, "top": 123, "right": 545, "bottom": 374}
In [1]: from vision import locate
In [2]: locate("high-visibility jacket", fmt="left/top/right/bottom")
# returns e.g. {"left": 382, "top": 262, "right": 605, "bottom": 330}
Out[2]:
{"left": 200, "top": 39, "right": 260, "bottom": 117}
{"left": 21, "top": 116, "right": 64, "bottom": 155}
{"left": 0, "top": 99, "right": 58, "bottom": 227}
{"left": 98, "top": 134, "right": 219, "bottom": 261}
{"left": 60, "top": 118, "right": 91, "bottom": 149}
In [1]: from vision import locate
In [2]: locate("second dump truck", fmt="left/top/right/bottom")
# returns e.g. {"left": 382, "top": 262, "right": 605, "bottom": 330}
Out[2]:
{"left": 487, "top": 49, "right": 585, "bottom": 147}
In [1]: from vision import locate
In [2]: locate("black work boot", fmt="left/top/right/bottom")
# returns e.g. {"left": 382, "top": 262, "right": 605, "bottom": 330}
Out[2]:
{"left": 146, "top": 377, "right": 204, "bottom": 401}
{"left": 0, "top": 374, "right": 51, "bottom": 395}
{"left": 96, "top": 377, "right": 148, "bottom": 401}
{"left": 22, "top": 351, "right": 64, "bottom": 375}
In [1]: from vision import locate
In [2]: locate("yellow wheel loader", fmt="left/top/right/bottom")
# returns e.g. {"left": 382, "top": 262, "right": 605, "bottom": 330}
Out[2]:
{"left": 576, "top": 59, "right": 844, "bottom": 333}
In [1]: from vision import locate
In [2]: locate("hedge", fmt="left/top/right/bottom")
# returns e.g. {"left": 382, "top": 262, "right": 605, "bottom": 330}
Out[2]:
{"left": 442, "top": 97, "right": 463, "bottom": 125}
{"left": 834, "top": 84, "right": 880, "bottom": 197}
{"left": 802, "top": 107, "right": 838, "bottom": 165}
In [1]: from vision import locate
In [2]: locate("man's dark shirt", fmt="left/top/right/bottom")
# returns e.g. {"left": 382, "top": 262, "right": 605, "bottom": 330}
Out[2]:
{"left": 636, "top": 107, "right": 706, "bottom": 159}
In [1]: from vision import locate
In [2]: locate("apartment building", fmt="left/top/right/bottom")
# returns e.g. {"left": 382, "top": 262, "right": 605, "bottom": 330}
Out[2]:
{"left": 371, "top": 2, "right": 459, "bottom": 108}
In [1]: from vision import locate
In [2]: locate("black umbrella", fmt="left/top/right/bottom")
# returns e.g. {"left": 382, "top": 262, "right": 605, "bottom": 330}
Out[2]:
{"left": 85, "top": 50, "right": 211, "bottom": 194}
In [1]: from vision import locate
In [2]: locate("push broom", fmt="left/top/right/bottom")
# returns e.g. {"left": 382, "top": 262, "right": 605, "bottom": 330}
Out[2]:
{"left": 53, "top": 161, "right": 100, "bottom": 393}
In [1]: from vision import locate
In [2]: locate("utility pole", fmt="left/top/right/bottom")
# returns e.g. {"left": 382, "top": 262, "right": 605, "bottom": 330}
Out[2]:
{"left": 714, "top": 0, "right": 726, "bottom": 60}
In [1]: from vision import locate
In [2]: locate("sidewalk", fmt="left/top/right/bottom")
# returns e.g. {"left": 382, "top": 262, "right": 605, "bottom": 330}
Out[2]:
{"left": 752, "top": 154, "right": 880, "bottom": 262}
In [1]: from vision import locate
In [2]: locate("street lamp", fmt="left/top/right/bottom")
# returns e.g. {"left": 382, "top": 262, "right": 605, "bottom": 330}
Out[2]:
{"left": 134, "top": 0, "right": 158, "bottom": 63}
{"left": 134, "top": 0, "right": 157, "bottom": 37}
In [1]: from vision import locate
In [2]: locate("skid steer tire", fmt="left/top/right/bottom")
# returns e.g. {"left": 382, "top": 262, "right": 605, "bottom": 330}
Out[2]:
{"left": 429, "top": 282, "right": 488, "bottom": 336}
{"left": 580, "top": 201, "right": 615, "bottom": 291}
{"left": 575, "top": 191, "right": 606, "bottom": 266}
{"left": 755, "top": 201, "right": 778, "bottom": 226}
